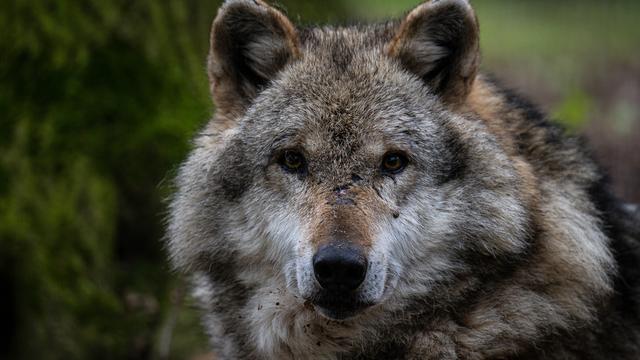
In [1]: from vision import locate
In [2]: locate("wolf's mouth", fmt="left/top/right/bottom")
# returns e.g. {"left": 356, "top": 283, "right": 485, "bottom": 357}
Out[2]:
{"left": 311, "top": 293, "right": 374, "bottom": 320}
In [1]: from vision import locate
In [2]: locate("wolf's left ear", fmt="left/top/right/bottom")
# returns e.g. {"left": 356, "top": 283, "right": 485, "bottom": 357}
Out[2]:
{"left": 208, "top": 0, "right": 300, "bottom": 122}
{"left": 387, "top": 0, "right": 480, "bottom": 106}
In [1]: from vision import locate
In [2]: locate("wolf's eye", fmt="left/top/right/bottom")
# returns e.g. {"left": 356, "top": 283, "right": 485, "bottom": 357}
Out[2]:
{"left": 279, "top": 150, "right": 305, "bottom": 172}
{"left": 381, "top": 152, "right": 408, "bottom": 174}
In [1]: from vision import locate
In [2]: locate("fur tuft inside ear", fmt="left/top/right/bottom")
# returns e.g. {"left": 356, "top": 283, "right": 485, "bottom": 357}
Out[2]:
{"left": 208, "top": 0, "right": 300, "bottom": 124}
{"left": 387, "top": 0, "right": 480, "bottom": 106}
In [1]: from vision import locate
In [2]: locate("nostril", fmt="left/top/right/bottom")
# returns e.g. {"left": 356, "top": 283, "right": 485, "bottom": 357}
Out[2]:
{"left": 314, "top": 261, "right": 333, "bottom": 281}
{"left": 313, "top": 244, "right": 368, "bottom": 292}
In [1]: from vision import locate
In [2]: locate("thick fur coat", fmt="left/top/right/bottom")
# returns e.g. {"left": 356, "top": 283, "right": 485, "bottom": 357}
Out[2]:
{"left": 166, "top": 1, "right": 640, "bottom": 358}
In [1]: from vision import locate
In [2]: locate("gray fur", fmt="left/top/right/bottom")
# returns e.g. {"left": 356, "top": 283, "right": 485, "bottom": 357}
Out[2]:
{"left": 166, "top": 1, "right": 640, "bottom": 358}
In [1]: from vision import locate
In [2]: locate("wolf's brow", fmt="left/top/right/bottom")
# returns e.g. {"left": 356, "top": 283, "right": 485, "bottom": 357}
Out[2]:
{"left": 268, "top": 131, "right": 299, "bottom": 150}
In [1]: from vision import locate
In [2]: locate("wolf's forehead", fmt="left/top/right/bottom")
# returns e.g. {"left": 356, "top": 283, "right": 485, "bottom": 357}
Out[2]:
{"left": 250, "top": 26, "right": 440, "bottom": 153}
{"left": 277, "top": 26, "right": 432, "bottom": 108}
{"left": 299, "top": 25, "right": 394, "bottom": 54}
{"left": 293, "top": 27, "right": 399, "bottom": 84}
{"left": 271, "top": 82, "right": 418, "bottom": 152}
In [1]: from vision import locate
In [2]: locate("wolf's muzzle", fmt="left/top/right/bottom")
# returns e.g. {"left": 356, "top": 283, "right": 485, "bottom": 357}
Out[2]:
{"left": 313, "top": 243, "right": 367, "bottom": 292}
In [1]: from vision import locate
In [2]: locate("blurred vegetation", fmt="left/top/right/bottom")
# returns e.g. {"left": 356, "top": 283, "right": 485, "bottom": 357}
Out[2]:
{"left": 1, "top": 1, "right": 638, "bottom": 359}
{"left": 1, "top": 1, "right": 215, "bottom": 358}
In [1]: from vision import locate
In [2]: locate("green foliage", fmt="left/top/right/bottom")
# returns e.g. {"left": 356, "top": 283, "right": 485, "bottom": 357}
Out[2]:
{"left": 0, "top": 0, "right": 217, "bottom": 358}
{"left": 553, "top": 90, "right": 593, "bottom": 131}
{"left": 1, "top": 121, "right": 119, "bottom": 359}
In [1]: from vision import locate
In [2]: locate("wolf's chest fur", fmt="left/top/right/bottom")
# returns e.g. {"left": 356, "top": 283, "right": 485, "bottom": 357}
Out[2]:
{"left": 166, "top": 1, "right": 640, "bottom": 359}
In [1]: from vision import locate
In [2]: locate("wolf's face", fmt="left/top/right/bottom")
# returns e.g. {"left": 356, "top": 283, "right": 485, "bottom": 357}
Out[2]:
{"left": 169, "top": 0, "right": 531, "bottom": 323}
{"left": 227, "top": 58, "right": 531, "bottom": 321}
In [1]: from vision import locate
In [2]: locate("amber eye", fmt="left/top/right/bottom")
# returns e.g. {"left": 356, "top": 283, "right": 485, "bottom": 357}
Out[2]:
{"left": 280, "top": 150, "right": 305, "bottom": 172}
{"left": 381, "top": 152, "right": 408, "bottom": 174}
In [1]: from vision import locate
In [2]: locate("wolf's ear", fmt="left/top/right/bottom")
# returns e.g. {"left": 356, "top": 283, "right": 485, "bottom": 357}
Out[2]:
{"left": 387, "top": 0, "right": 480, "bottom": 106}
{"left": 208, "top": 0, "right": 300, "bottom": 120}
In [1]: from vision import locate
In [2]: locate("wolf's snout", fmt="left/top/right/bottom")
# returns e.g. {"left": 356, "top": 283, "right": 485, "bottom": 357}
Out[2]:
{"left": 313, "top": 244, "right": 367, "bottom": 292}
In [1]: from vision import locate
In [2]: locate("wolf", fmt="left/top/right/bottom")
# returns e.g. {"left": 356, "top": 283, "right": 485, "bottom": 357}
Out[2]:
{"left": 166, "top": 0, "right": 640, "bottom": 358}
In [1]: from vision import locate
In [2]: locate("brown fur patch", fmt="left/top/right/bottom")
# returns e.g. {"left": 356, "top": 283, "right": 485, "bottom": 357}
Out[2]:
{"left": 465, "top": 78, "right": 518, "bottom": 155}
{"left": 308, "top": 187, "right": 382, "bottom": 250}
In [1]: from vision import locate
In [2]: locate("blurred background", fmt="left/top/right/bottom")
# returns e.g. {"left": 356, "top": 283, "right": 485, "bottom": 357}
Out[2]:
{"left": 1, "top": 0, "right": 638, "bottom": 359}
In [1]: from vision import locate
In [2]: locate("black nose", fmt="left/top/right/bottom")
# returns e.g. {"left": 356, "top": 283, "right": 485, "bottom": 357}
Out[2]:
{"left": 313, "top": 244, "right": 367, "bottom": 292}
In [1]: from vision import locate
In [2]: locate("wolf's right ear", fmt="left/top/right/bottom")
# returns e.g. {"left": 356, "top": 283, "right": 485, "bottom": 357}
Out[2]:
{"left": 387, "top": 0, "right": 480, "bottom": 106}
{"left": 208, "top": 0, "right": 300, "bottom": 123}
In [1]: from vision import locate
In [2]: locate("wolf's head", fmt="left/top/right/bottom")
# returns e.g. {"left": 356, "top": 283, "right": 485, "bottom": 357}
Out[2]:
{"left": 168, "top": 0, "right": 533, "bottom": 323}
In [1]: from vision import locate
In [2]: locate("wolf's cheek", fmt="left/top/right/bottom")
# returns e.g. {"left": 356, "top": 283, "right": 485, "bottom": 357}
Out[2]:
{"left": 378, "top": 190, "right": 463, "bottom": 300}
{"left": 378, "top": 160, "right": 534, "bottom": 307}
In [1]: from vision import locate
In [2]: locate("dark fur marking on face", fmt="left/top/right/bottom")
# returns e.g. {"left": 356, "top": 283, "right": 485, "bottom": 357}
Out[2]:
{"left": 331, "top": 38, "right": 354, "bottom": 72}
{"left": 220, "top": 176, "right": 247, "bottom": 201}
{"left": 324, "top": 112, "right": 364, "bottom": 158}
{"left": 372, "top": 185, "right": 384, "bottom": 200}
{"left": 442, "top": 131, "right": 468, "bottom": 183}
{"left": 215, "top": 141, "right": 252, "bottom": 201}
{"left": 334, "top": 183, "right": 352, "bottom": 194}
{"left": 330, "top": 122, "right": 355, "bottom": 148}
{"left": 434, "top": 122, "right": 468, "bottom": 184}
{"left": 334, "top": 197, "right": 356, "bottom": 206}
